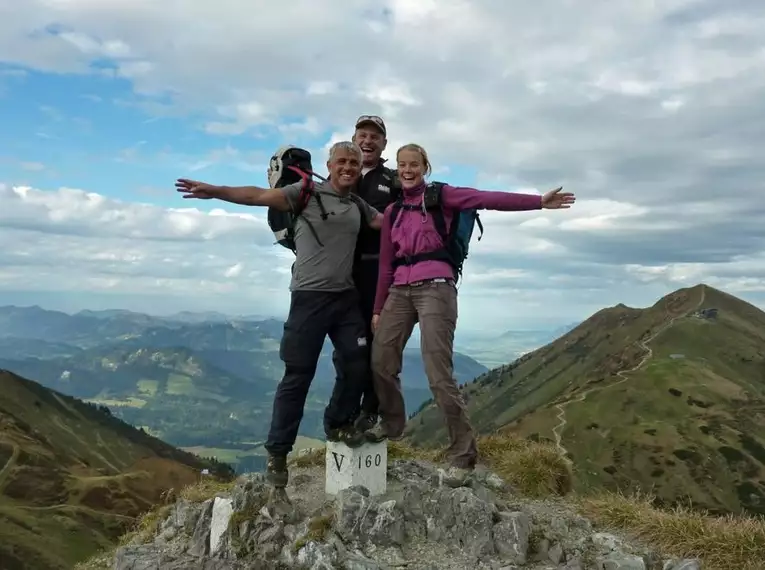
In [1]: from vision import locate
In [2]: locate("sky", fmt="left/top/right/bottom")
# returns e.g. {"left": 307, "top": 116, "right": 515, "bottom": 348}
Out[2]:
{"left": 1, "top": 0, "right": 764, "bottom": 335}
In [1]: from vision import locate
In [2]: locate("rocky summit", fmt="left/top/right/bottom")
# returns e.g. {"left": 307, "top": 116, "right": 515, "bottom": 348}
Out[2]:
{"left": 106, "top": 458, "right": 701, "bottom": 570}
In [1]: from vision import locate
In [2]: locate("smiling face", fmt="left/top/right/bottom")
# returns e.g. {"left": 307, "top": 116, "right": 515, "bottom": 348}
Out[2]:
{"left": 326, "top": 146, "right": 362, "bottom": 192}
{"left": 396, "top": 145, "right": 431, "bottom": 190}
{"left": 352, "top": 125, "right": 387, "bottom": 168}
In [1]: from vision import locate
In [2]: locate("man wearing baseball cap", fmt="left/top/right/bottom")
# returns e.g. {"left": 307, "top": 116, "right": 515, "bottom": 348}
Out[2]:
{"left": 329, "top": 114, "right": 400, "bottom": 433}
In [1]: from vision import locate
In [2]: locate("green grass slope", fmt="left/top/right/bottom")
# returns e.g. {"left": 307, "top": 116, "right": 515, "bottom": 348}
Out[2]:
{"left": 407, "top": 284, "right": 765, "bottom": 515}
{"left": 0, "top": 369, "right": 233, "bottom": 570}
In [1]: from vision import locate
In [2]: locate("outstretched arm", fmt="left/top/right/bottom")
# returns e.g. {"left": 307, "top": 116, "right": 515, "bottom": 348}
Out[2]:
{"left": 373, "top": 206, "right": 395, "bottom": 315}
{"left": 440, "top": 184, "right": 542, "bottom": 211}
{"left": 175, "top": 179, "right": 293, "bottom": 211}
{"left": 440, "top": 184, "right": 575, "bottom": 211}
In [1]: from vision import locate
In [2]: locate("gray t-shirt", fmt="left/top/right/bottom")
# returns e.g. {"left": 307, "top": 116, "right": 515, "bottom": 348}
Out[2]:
{"left": 280, "top": 180, "right": 379, "bottom": 292}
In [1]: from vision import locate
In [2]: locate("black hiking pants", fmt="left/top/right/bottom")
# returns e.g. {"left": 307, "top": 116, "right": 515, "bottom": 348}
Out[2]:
{"left": 265, "top": 289, "right": 369, "bottom": 457}
{"left": 331, "top": 257, "right": 380, "bottom": 419}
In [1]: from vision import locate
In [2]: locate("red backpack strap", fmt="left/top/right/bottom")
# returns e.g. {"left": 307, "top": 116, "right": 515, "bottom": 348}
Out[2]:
{"left": 285, "top": 166, "right": 315, "bottom": 211}
{"left": 285, "top": 166, "right": 330, "bottom": 221}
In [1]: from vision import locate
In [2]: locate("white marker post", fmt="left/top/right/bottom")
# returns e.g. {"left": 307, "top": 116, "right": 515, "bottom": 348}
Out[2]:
{"left": 325, "top": 440, "right": 387, "bottom": 496}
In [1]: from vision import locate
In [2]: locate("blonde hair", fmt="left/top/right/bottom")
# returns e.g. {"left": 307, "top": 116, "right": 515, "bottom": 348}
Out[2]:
{"left": 396, "top": 143, "right": 432, "bottom": 177}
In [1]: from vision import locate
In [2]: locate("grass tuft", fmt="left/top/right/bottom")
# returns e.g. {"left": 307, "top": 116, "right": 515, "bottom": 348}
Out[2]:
{"left": 388, "top": 439, "right": 438, "bottom": 461}
{"left": 179, "top": 477, "right": 234, "bottom": 502}
{"left": 114, "top": 477, "right": 233, "bottom": 548}
{"left": 293, "top": 512, "right": 335, "bottom": 551}
{"left": 579, "top": 491, "right": 765, "bottom": 570}
{"left": 289, "top": 448, "right": 325, "bottom": 468}
{"left": 477, "top": 433, "right": 573, "bottom": 497}
{"left": 285, "top": 434, "right": 570, "bottom": 499}
{"left": 116, "top": 503, "right": 171, "bottom": 547}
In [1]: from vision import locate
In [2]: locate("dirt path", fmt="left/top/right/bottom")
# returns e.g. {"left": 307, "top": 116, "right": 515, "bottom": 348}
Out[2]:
{"left": 552, "top": 285, "right": 706, "bottom": 455}
{"left": 15, "top": 503, "right": 136, "bottom": 520}
{"left": 0, "top": 443, "right": 20, "bottom": 492}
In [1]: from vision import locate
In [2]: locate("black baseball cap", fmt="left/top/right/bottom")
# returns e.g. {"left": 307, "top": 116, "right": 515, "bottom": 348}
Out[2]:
{"left": 355, "top": 115, "right": 387, "bottom": 136}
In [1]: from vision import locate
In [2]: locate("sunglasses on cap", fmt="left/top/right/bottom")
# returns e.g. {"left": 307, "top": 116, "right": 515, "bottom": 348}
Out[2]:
{"left": 355, "top": 115, "right": 386, "bottom": 134}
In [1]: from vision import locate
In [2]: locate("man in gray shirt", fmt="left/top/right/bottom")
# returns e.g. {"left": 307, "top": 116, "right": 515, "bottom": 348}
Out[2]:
{"left": 176, "top": 141, "right": 382, "bottom": 489}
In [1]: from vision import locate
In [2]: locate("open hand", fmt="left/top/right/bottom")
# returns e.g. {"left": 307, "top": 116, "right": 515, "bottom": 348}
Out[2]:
{"left": 541, "top": 187, "right": 576, "bottom": 209}
{"left": 371, "top": 315, "right": 380, "bottom": 333}
{"left": 175, "top": 178, "right": 219, "bottom": 200}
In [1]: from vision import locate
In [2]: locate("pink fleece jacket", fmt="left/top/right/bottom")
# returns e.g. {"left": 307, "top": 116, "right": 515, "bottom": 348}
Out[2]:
{"left": 373, "top": 182, "right": 543, "bottom": 314}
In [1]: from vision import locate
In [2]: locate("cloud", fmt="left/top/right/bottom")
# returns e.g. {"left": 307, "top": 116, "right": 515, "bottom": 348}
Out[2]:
{"left": 19, "top": 161, "right": 45, "bottom": 171}
{"left": 1, "top": 181, "right": 762, "bottom": 331}
{"left": 0, "top": 0, "right": 764, "bottom": 330}
{"left": 0, "top": 183, "right": 295, "bottom": 311}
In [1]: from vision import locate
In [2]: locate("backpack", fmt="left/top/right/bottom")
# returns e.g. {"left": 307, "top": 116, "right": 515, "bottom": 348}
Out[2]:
{"left": 266, "top": 146, "right": 330, "bottom": 253}
{"left": 389, "top": 182, "right": 484, "bottom": 281}
{"left": 266, "top": 145, "right": 367, "bottom": 254}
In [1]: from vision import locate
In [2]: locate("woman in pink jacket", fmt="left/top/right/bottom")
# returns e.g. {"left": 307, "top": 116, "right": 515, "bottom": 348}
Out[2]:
{"left": 366, "top": 143, "right": 575, "bottom": 486}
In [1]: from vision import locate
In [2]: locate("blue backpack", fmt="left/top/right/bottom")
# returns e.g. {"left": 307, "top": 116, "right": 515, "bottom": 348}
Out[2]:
{"left": 389, "top": 182, "right": 484, "bottom": 280}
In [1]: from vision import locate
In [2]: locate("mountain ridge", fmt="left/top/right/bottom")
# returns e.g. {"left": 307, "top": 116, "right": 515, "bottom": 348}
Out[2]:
{"left": 551, "top": 284, "right": 707, "bottom": 455}
{"left": 406, "top": 283, "right": 765, "bottom": 516}
{"left": 0, "top": 304, "right": 487, "bottom": 471}
{"left": 0, "top": 368, "right": 233, "bottom": 570}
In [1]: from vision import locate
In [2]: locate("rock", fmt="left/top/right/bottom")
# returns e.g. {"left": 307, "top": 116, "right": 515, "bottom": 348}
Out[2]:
{"left": 664, "top": 560, "right": 702, "bottom": 570}
{"left": 592, "top": 532, "right": 626, "bottom": 553}
{"left": 230, "top": 472, "right": 269, "bottom": 513}
{"left": 335, "top": 485, "right": 405, "bottom": 547}
{"left": 292, "top": 540, "right": 338, "bottom": 568}
{"left": 114, "top": 544, "right": 242, "bottom": 569}
{"left": 493, "top": 511, "right": 531, "bottom": 563}
{"left": 548, "top": 541, "right": 564, "bottom": 564}
{"left": 155, "top": 499, "right": 204, "bottom": 545}
{"left": 344, "top": 550, "right": 387, "bottom": 569}
{"left": 104, "top": 459, "right": 692, "bottom": 570}
{"left": 597, "top": 553, "right": 647, "bottom": 570}
{"left": 429, "top": 486, "right": 496, "bottom": 558}
{"left": 209, "top": 497, "right": 234, "bottom": 555}
{"left": 188, "top": 499, "right": 214, "bottom": 557}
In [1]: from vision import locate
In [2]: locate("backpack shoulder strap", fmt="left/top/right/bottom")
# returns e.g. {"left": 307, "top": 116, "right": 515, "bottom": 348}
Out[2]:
{"left": 474, "top": 213, "right": 484, "bottom": 241}
{"left": 287, "top": 168, "right": 327, "bottom": 246}
{"left": 424, "top": 182, "right": 449, "bottom": 243}
{"left": 347, "top": 193, "right": 368, "bottom": 232}
{"left": 390, "top": 193, "right": 406, "bottom": 228}
{"left": 388, "top": 168, "right": 402, "bottom": 201}
{"left": 286, "top": 167, "right": 316, "bottom": 215}
{"left": 311, "top": 192, "right": 329, "bottom": 220}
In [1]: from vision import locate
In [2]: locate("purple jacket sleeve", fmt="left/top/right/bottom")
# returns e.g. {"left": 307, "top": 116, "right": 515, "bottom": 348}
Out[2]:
{"left": 374, "top": 205, "right": 395, "bottom": 315}
{"left": 441, "top": 184, "right": 543, "bottom": 211}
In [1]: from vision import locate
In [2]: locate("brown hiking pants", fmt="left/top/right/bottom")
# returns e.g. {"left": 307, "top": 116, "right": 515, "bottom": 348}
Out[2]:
{"left": 371, "top": 279, "right": 478, "bottom": 469}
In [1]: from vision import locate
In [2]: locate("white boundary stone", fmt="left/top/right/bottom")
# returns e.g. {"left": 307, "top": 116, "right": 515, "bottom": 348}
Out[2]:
{"left": 209, "top": 496, "right": 233, "bottom": 554}
{"left": 325, "top": 440, "right": 387, "bottom": 496}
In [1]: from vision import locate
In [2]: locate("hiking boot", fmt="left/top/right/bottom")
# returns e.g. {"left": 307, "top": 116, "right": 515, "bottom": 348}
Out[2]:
{"left": 266, "top": 454, "right": 288, "bottom": 488}
{"left": 326, "top": 425, "right": 365, "bottom": 448}
{"left": 364, "top": 422, "right": 403, "bottom": 443}
{"left": 353, "top": 411, "right": 378, "bottom": 432}
{"left": 439, "top": 465, "right": 474, "bottom": 488}
{"left": 267, "top": 486, "right": 293, "bottom": 517}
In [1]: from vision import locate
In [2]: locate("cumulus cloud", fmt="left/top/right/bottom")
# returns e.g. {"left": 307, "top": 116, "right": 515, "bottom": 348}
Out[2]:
{"left": 1, "top": 0, "right": 764, "bottom": 330}
{"left": 0, "top": 184, "right": 295, "bottom": 313}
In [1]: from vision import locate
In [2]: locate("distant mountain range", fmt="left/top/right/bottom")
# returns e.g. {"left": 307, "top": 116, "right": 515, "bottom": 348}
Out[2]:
{"left": 407, "top": 284, "right": 765, "bottom": 516}
{"left": 0, "top": 304, "right": 488, "bottom": 472}
{"left": 455, "top": 322, "right": 580, "bottom": 369}
{"left": 0, "top": 368, "right": 231, "bottom": 570}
